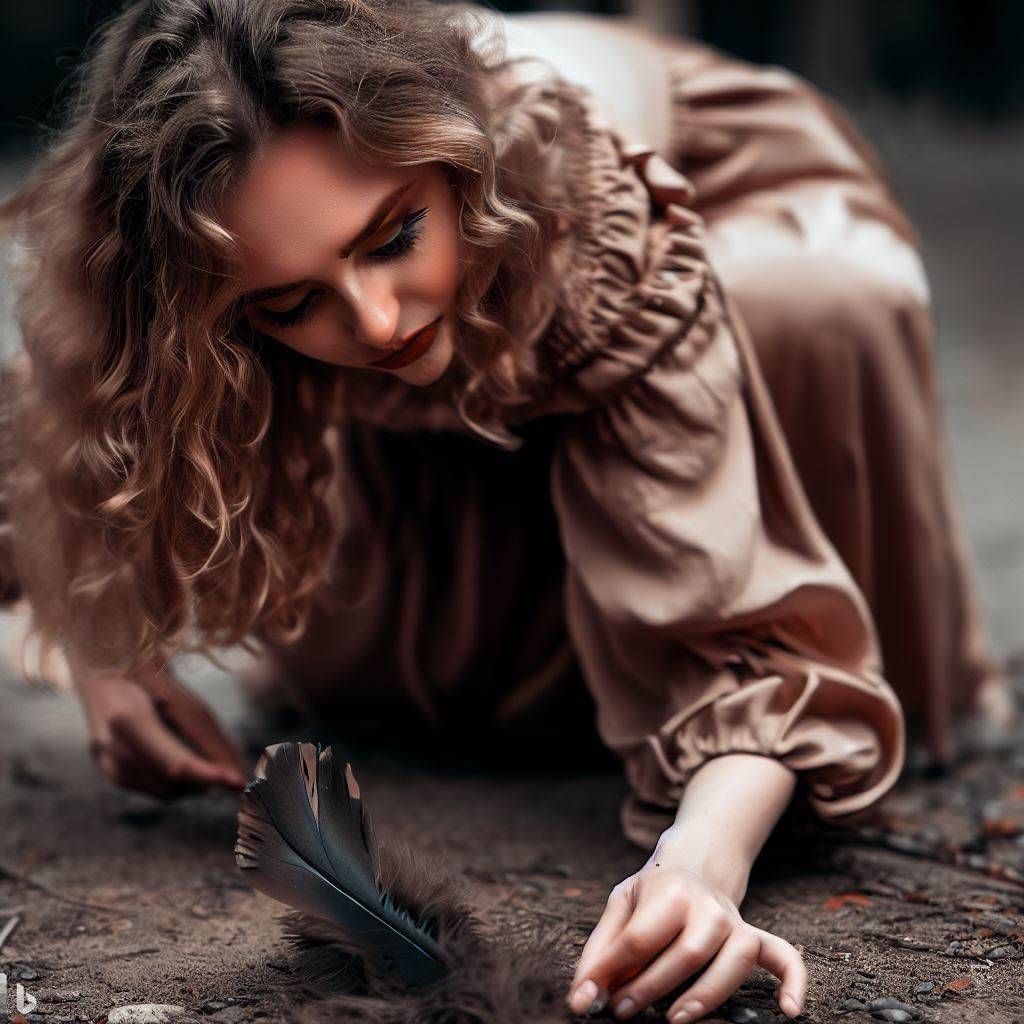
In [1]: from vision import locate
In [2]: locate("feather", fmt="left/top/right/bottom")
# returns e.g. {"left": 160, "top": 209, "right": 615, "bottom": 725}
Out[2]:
{"left": 235, "top": 741, "right": 449, "bottom": 987}
{"left": 234, "top": 741, "right": 585, "bottom": 1023}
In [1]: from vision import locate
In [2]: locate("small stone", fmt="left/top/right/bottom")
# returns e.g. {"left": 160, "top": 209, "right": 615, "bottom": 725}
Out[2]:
{"left": 199, "top": 1001, "right": 228, "bottom": 1015}
{"left": 945, "top": 940, "right": 963, "bottom": 955}
{"left": 913, "top": 981, "right": 934, "bottom": 995}
{"left": 190, "top": 904, "right": 209, "bottom": 919}
{"left": 727, "top": 1008, "right": 760, "bottom": 1024}
{"left": 840, "top": 998, "right": 867, "bottom": 1011}
{"left": 867, "top": 997, "right": 915, "bottom": 1013}
{"left": 866, "top": 996, "right": 919, "bottom": 1022}
{"left": 107, "top": 1004, "right": 190, "bottom": 1023}
{"left": 987, "top": 944, "right": 1017, "bottom": 959}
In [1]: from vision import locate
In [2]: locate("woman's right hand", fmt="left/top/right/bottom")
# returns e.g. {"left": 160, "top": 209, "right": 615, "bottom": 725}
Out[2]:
{"left": 76, "top": 664, "right": 249, "bottom": 798}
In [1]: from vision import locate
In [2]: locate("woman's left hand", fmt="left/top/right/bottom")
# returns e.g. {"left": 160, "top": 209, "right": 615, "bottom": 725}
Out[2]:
{"left": 565, "top": 855, "right": 806, "bottom": 1022}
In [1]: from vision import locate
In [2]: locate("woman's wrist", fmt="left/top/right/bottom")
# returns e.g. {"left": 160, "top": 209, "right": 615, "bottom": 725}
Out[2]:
{"left": 647, "top": 753, "right": 799, "bottom": 905}
{"left": 649, "top": 823, "right": 752, "bottom": 905}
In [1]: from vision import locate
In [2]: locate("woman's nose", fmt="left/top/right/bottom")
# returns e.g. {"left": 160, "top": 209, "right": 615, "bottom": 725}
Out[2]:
{"left": 337, "top": 274, "right": 399, "bottom": 351}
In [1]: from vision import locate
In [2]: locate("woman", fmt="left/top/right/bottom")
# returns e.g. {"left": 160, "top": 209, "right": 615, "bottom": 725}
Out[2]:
{"left": 0, "top": 2, "right": 1012, "bottom": 1021}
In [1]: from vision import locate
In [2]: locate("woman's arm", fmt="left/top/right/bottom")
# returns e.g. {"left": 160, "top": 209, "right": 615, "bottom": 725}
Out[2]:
{"left": 566, "top": 755, "right": 806, "bottom": 1022}
{"left": 664, "top": 752, "right": 798, "bottom": 903}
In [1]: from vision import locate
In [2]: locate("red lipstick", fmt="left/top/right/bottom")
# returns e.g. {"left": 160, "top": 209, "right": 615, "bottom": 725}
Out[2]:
{"left": 368, "top": 315, "right": 444, "bottom": 370}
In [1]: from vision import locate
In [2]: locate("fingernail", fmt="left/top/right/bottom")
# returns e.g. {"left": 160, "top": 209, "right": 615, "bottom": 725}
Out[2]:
{"left": 672, "top": 1000, "right": 703, "bottom": 1023}
{"left": 569, "top": 979, "right": 598, "bottom": 1014}
{"left": 612, "top": 996, "right": 636, "bottom": 1019}
{"left": 782, "top": 994, "right": 799, "bottom": 1017}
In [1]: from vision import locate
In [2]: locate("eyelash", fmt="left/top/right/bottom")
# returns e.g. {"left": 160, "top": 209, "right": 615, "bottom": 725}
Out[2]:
{"left": 259, "top": 207, "right": 429, "bottom": 329}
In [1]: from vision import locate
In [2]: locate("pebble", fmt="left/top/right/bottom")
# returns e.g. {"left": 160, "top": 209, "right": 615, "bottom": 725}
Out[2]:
{"left": 867, "top": 997, "right": 918, "bottom": 1021}
{"left": 107, "top": 1004, "right": 192, "bottom": 1023}
{"left": 840, "top": 998, "right": 867, "bottom": 1011}
{"left": 726, "top": 1008, "right": 760, "bottom": 1024}
{"left": 199, "top": 1001, "right": 229, "bottom": 1015}
{"left": 867, "top": 998, "right": 913, "bottom": 1011}
{"left": 985, "top": 945, "right": 1016, "bottom": 959}
{"left": 913, "top": 981, "right": 934, "bottom": 994}
{"left": 945, "top": 940, "right": 963, "bottom": 955}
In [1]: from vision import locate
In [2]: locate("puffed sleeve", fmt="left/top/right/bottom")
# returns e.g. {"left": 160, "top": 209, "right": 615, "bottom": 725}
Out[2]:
{"left": 549, "top": 206, "right": 906, "bottom": 851}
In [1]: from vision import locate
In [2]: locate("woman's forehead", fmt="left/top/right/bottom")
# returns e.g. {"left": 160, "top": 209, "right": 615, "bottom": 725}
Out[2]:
{"left": 221, "top": 125, "right": 415, "bottom": 286}
{"left": 223, "top": 125, "right": 401, "bottom": 236}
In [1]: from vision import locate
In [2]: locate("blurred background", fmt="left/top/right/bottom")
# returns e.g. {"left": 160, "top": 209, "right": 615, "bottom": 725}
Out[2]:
{"left": 1, "top": 0, "right": 1022, "bottom": 687}
{"left": 3, "top": 0, "right": 1023, "bottom": 156}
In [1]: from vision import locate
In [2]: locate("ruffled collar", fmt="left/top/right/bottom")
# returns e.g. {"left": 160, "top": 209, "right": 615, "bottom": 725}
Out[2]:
{"left": 335, "top": 84, "right": 713, "bottom": 438}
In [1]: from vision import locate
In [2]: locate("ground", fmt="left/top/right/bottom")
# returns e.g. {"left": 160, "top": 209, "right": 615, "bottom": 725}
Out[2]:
{"left": 1, "top": 99, "right": 1023, "bottom": 1024}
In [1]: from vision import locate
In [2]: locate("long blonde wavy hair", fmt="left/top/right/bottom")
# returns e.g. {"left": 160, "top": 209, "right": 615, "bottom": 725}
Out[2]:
{"left": 0, "top": 0, "right": 585, "bottom": 689}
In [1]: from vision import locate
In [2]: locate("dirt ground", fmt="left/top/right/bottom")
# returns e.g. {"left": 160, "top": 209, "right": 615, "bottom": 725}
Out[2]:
{"left": 2, "top": 102, "right": 1023, "bottom": 1024}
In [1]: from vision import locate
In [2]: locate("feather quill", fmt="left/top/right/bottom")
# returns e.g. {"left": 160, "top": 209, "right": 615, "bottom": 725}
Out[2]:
{"left": 235, "top": 741, "right": 583, "bottom": 1023}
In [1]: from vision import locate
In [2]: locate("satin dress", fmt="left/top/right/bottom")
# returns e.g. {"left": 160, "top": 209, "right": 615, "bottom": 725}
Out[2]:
{"left": 251, "top": 36, "right": 1003, "bottom": 851}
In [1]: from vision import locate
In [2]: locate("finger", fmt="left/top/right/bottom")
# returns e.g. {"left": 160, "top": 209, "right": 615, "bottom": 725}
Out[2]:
{"left": 143, "top": 672, "right": 248, "bottom": 778}
{"left": 97, "top": 747, "right": 178, "bottom": 799}
{"left": 568, "top": 885, "right": 635, "bottom": 1013}
{"left": 604, "top": 903, "right": 732, "bottom": 1020}
{"left": 110, "top": 699, "right": 244, "bottom": 791}
{"left": 114, "top": 764, "right": 181, "bottom": 799}
{"left": 114, "top": 744, "right": 205, "bottom": 799}
{"left": 666, "top": 927, "right": 762, "bottom": 1024}
{"left": 154, "top": 696, "right": 248, "bottom": 788}
{"left": 576, "top": 885, "right": 688, "bottom": 1006}
{"left": 104, "top": 731, "right": 205, "bottom": 798}
{"left": 753, "top": 927, "right": 807, "bottom": 1018}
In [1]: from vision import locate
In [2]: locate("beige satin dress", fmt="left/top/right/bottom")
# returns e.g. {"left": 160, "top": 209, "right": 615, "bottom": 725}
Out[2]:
{"left": 253, "top": 37, "right": 1003, "bottom": 851}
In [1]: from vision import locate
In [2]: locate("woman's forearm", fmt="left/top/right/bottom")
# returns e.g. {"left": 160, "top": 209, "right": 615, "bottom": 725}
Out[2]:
{"left": 647, "top": 754, "right": 798, "bottom": 905}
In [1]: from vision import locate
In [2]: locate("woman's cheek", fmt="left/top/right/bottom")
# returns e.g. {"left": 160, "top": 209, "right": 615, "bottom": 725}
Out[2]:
{"left": 420, "top": 230, "right": 461, "bottom": 307}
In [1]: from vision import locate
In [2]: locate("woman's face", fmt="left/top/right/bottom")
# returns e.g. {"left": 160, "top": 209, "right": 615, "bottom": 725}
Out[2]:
{"left": 222, "top": 124, "right": 462, "bottom": 386}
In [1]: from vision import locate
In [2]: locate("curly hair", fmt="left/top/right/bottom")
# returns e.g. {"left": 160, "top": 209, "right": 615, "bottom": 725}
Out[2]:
{"left": 0, "top": 0, "right": 585, "bottom": 690}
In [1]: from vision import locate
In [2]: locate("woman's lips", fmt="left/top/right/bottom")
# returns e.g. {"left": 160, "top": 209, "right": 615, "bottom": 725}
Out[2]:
{"left": 368, "top": 316, "right": 444, "bottom": 370}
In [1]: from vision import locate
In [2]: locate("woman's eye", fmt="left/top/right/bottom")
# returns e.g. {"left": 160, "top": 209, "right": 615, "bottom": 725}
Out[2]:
{"left": 369, "top": 207, "right": 428, "bottom": 261}
{"left": 259, "top": 290, "right": 318, "bottom": 328}
{"left": 255, "top": 208, "right": 429, "bottom": 329}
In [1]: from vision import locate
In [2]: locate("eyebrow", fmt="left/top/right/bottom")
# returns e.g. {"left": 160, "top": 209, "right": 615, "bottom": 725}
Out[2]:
{"left": 239, "top": 178, "right": 417, "bottom": 306}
